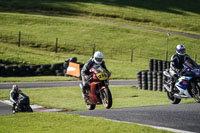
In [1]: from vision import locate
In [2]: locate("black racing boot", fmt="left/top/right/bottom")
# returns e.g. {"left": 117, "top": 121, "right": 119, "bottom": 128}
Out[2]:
{"left": 82, "top": 86, "right": 89, "bottom": 100}
{"left": 170, "top": 76, "right": 178, "bottom": 93}
{"left": 12, "top": 103, "right": 16, "bottom": 113}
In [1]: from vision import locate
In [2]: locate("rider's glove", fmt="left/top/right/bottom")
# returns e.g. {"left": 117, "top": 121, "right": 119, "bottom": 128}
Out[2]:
{"left": 85, "top": 75, "right": 89, "bottom": 80}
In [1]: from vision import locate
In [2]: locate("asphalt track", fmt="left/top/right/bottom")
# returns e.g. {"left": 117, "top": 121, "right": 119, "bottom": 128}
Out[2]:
{"left": 1, "top": 80, "right": 200, "bottom": 133}
{"left": 70, "top": 103, "right": 200, "bottom": 133}
{"left": 0, "top": 102, "right": 12, "bottom": 115}
{"left": 0, "top": 80, "right": 137, "bottom": 89}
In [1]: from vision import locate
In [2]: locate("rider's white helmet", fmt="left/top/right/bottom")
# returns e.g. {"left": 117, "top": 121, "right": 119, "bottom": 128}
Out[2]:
{"left": 176, "top": 44, "right": 186, "bottom": 55}
{"left": 93, "top": 51, "right": 103, "bottom": 65}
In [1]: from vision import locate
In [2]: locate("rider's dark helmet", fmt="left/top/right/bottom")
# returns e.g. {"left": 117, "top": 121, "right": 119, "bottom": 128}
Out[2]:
{"left": 12, "top": 85, "right": 19, "bottom": 92}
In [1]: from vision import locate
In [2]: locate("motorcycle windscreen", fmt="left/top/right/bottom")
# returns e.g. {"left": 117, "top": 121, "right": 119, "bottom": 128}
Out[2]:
{"left": 66, "top": 62, "right": 80, "bottom": 77}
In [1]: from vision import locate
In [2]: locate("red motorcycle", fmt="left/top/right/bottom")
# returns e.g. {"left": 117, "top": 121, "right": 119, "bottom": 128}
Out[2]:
{"left": 80, "top": 68, "right": 112, "bottom": 110}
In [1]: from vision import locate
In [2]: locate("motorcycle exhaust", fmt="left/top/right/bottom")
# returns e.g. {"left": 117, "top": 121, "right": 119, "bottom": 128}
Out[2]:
{"left": 173, "top": 94, "right": 181, "bottom": 99}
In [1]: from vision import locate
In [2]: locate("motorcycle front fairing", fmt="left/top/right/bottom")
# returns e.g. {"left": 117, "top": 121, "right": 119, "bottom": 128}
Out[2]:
{"left": 175, "top": 59, "right": 200, "bottom": 98}
{"left": 89, "top": 82, "right": 102, "bottom": 104}
{"left": 175, "top": 76, "right": 193, "bottom": 98}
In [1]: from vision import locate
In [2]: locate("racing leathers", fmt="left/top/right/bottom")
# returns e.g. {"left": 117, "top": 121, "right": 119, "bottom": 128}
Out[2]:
{"left": 169, "top": 53, "right": 191, "bottom": 91}
{"left": 81, "top": 57, "right": 109, "bottom": 98}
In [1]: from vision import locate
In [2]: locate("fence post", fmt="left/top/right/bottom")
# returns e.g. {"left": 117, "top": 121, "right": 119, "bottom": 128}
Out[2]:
{"left": 131, "top": 48, "right": 133, "bottom": 62}
{"left": 92, "top": 44, "right": 96, "bottom": 55}
{"left": 55, "top": 38, "right": 58, "bottom": 53}
{"left": 18, "top": 31, "right": 21, "bottom": 47}
{"left": 194, "top": 54, "right": 197, "bottom": 62}
{"left": 165, "top": 32, "right": 171, "bottom": 61}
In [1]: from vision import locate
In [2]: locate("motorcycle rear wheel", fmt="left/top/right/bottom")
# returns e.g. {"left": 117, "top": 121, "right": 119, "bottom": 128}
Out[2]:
{"left": 167, "top": 92, "right": 181, "bottom": 104}
{"left": 101, "top": 88, "right": 112, "bottom": 109}
{"left": 26, "top": 106, "right": 33, "bottom": 112}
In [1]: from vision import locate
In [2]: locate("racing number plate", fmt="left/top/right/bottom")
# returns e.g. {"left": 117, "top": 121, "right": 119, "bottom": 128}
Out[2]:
{"left": 96, "top": 72, "right": 108, "bottom": 80}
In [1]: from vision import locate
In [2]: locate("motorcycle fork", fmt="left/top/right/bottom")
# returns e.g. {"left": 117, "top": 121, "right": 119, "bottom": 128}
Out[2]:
{"left": 99, "top": 84, "right": 106, "bottom": 100}
{"left": 191, "top": 82, "right": 199, "bottom": 95}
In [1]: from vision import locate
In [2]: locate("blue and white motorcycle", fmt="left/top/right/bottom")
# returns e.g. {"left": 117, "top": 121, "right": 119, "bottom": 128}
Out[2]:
{"left": 163, "top": 59, "right": 200, "bottom": 104}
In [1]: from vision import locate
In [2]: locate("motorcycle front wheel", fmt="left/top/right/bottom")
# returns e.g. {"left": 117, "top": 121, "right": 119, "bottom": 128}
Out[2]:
{"left": 167, "top": 92, "right": 181, "bottom": 104}
{"left": 86, "top": 104, "right": 96, "bottom": 110}
{"left": 190, "top": 83, "right": 200, "bottom": 103}
{"left": 101, "top": 88, "right": 112, "bottom": 109}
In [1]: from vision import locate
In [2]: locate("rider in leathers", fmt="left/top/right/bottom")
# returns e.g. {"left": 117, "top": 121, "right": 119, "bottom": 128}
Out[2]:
{"left": 10, "top": 85, "right": 27, "bottom": 113}
{"left": 169, "top": 44, "right": 191, "bottom": 92}
{"left": 81, "top": 51, "right": 109, "bottom": 99}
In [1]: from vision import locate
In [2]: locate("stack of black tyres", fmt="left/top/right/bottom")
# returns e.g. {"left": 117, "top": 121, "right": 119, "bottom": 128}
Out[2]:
{"left": 158, "top": 60, "right": 163, "bottom": 72}
{"left": 149, "top": 59, "right": 154, "bottom": 71}
{"left": 162, "top": 61, "right": 167, "bottom": 71}
{"left": 157, "top": 71, "right": 163, "bottom": 91}
{"left": 152, "top": 71, "right": 157, "bottom": 91}
{"left": 137, "top": 71, "right": 142, "bottom": 89}
{"left": 147, "top": 71, "right": 153, "bottom": 90}
{"left": 0, "top": 63, "right": 65, "bottom": 77}
{"left": 137, "top": 59, "right": 171, "bottom": 92}
{"left": 0, "top": 57, "right": 84, "bottom": 77}
{"left": 50, "top": 63, "right": 64, "bottom": 76}
{"left": 153, "top": 59, "right": 158, "bottom": 71}
{"left": 141, "top": 71, "right": 148, "bottom": 90}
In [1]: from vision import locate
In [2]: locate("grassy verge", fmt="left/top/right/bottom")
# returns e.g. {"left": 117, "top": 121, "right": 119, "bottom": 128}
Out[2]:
{"left": 0, "top": 86, "right": 194, "bottom": 111}
{"left": 0, "top": 76, "right": 78, "bottom": 82}
{"left": 1, "top": 12, "right": 200, "bottom": 61}
{"left": 0, "top": 42, "right": 149, "bottom": 80}
{"left": 0, "top": 0, "right": 200, "bottom": 34}
{"left": 0, "top": 113, "right": 173, "bottom": 133}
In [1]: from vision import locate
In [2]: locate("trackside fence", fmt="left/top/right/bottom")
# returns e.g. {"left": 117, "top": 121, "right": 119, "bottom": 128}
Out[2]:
{"left": 1, "top": 30, "right": 192, "bottom": 62}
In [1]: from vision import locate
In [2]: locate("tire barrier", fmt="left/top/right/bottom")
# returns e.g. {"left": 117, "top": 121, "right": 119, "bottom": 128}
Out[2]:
{"left": 137, "top": 71, "right": 142, "bottom": 89}
{"left": 153, "top": 59, "right": 158, "bottom": 71}
{"left": 147, "top": 71, "right": 153, "bottom": 91}
{"left": 157, "top": 71, "right": 163, "bottom": 91}
{"left": 137, "top": 59, "right": 171, "bottom": 92}
{"left": 149, "top": 59, "right": 170, "bottom": 72}
{"left": 0, "top": 57, "right": 83, "bottom": 77}
{"left": 149, "top": 59, "right": 154, "bottom": 71}
{"left": 141, "top": 71, "right": 148, "bottom": 90}
{"left": 138, "top": 70, "right": 164, "bottom": 91}
{"left": 152, "top": 71, "right": 157, "bottom": 91}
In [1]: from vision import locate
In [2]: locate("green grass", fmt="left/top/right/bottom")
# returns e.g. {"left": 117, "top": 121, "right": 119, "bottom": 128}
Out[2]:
{"left": 1, "top": 12, "right": 200, "bottom": 62}
{"left": 0, "top": 113, "right": 173, "bottom": 133}
{"left": 0, "top": 42, "right": 149, "bottom": 80}
{"left": 0, "top": 86, "right": 194, "bottom": 111}
{"left": 0, "top": 0, "right": 200, "bottom": 34}
{"left": 1, "top": 1, "right": 200, "bottom": 81}
{"left": 0, "top": 76, "right": 78, "bottom": 82}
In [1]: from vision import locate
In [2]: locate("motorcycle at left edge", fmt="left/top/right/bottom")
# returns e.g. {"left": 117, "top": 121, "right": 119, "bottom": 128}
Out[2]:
{"left": 13, "top": 96, "right": 33, "bottom": 113}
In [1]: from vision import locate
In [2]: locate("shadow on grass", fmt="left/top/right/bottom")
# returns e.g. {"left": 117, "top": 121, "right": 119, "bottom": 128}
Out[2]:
{"left": 0, "top": 0, "right": 200, "bottom": 15}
